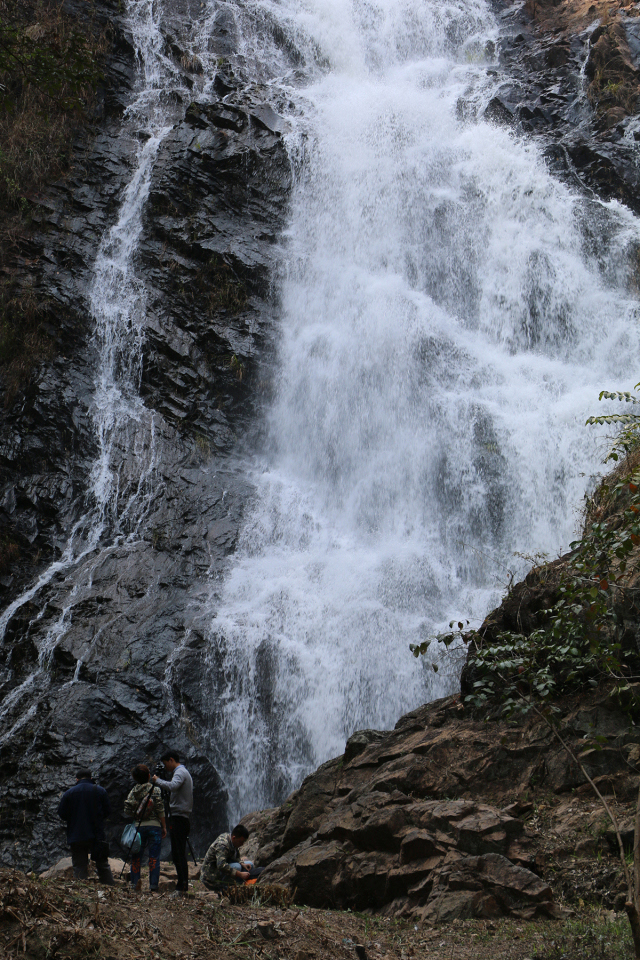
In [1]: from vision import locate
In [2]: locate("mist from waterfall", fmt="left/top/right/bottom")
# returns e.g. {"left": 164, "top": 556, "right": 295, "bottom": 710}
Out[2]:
{"left": 205, "top": 0, "right": 640, "bottom": 821}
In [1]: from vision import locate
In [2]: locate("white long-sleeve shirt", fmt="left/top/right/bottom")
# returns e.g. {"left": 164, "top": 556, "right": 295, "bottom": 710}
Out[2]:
{"left": 155, "top": 764, "right": 193, "bottom": 819}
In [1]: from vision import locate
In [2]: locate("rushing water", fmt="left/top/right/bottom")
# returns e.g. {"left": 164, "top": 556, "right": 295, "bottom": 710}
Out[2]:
{"left": 204, "top": 0, "right": 640, "bottom": 821}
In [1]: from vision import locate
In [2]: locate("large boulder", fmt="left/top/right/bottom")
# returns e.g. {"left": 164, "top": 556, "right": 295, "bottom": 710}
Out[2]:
{"left": 253, "top": 793, "right": 549, "bottom": 919}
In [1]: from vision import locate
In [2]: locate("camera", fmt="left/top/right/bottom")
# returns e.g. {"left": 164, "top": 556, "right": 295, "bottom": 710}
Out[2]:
{"left": 154, "top": 761, "right": 166, "bottom": 776}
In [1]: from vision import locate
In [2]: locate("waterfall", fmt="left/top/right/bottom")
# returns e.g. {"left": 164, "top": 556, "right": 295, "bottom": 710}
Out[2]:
{"left": 205, "top": 0, "right": 640, "bottom": 821}
{"left": 1, "top": 0, "right": 640, "bottom": 836}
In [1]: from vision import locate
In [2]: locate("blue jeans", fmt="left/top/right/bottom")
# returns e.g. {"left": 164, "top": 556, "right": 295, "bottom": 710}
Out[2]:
{"left": 130, "top": 826, "right": 162, "bottom": 890}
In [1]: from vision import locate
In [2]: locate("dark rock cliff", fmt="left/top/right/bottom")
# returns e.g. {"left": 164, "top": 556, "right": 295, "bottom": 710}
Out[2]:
{"left": 484, "top": 0, "right": 640, "bottom": 215}
{"left": 0, "top": 0, "right": 292, "bottom": 869}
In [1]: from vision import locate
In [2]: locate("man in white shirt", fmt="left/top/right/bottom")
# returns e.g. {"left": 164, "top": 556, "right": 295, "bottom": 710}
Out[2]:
{"left": 152, "top": 750, "right": 193, "bottom": 894}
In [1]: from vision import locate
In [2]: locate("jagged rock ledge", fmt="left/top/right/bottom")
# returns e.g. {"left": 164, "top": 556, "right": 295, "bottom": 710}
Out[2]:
{"left": 483, "top": 0, "right": 640, "bottom": 215}
{"left": 242, "top": 685, "right": 639, "bottom": 920}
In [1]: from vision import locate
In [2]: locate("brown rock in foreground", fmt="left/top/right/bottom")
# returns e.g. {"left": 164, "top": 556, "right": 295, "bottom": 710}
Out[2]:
{"left": 242, "top": 686, "right": 640, "bottom": 920}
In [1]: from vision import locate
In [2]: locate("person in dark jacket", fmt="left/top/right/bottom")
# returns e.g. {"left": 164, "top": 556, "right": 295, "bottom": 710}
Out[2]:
{"left": 57, "top": 768, "right": 114, "bottom": 884}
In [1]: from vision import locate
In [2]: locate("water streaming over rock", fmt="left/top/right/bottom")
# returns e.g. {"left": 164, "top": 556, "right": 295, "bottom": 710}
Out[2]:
{"left": 204, "top": 0, "right": 640, "bottom": 821}
{"left": 0, "top": 1, "right": 223, "bottom": 732}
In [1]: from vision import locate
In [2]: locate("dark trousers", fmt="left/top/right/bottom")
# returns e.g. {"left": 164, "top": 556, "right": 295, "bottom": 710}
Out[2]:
{"left": 70, "top": 841, "right": 115, "bottom": 884}
{"left": 169, "top": 815, "right": 190, "bottom": 891}
{"left": 202, "top": 865, "right": 265, "bottom": 892}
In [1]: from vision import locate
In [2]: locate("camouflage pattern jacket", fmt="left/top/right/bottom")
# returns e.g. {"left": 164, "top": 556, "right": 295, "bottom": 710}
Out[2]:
{"left": 123, "top": 783, "right": 165, "bottom": 828}
{"left": 201, "top": 833, "right": 242, "bottom": 887}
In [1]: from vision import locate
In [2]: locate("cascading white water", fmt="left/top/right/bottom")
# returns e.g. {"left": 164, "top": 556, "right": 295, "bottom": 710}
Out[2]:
{"left": 206, "top": 0, "right": 640, "bottom": 821}
{"left": 0, "top": 5, "right": 173, "bottom": 647}
{"left": 1, "top": 0, "right": 639, "bottom": 835}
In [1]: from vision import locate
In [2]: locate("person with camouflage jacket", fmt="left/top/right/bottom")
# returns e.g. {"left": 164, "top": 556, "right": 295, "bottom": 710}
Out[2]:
{"left": 201, "top": 824, "right": 256, "bottom": 889}
{"left": 123, "top": 764, "right": 167, "bottom": 892}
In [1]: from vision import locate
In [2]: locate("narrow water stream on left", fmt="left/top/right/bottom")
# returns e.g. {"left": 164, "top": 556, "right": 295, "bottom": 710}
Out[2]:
{"left": 0, "top": 0, "right": 219, "bottom": 737}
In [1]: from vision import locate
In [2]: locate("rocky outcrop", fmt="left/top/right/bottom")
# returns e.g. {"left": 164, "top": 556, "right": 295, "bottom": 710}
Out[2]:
{"left": 482, "top": 0, "right": 640, "bottom": 214}
{"left": 257, "top": 798, "right": 559, "bottom": 921}
{"left": 0, "top": 0, "right": 138, "bottom": 595}
{"left": 242, "top": 686, "right": 639, "bottom": 918}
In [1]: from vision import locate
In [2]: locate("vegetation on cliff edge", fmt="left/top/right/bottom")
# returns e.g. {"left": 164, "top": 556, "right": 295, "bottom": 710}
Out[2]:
{"left": 0, "top": 0, "right": 106, "bottom": 406}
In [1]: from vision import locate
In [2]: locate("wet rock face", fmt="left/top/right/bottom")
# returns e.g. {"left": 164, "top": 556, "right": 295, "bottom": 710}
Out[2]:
{"left": 0, "top": 0, "right": 138, "bottom": 599}
{"left": 137, "top": 95, "right": 291, "bottom": 435}
{"left": 481, "top": 0, "right": 640, "bottom": 213}
{"left": 0, "top": 0, "right": 292, "bottom": 870}
{"left": 2, "top": 0, "right": 640, "bottom": 878}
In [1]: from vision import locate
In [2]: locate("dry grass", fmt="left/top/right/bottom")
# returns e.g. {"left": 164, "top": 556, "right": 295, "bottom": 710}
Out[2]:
{"left": 0, "top": 80, "right": 79, "bottom": 210}
{"left": 0, "top": 533, "right": 20, "bottom": 575}
{"left": 0, "top": 282, "right": 54, "bottom": 407}
{"left": 0, "top": 0, "right": 107, "bottom": 209}
{"left": 0, "top": 865, "right": 634, "bottom": 960}
{"left": 226, "top": 882, "right": 296, "bottom": 908}
{"left": 194, "top": 253, "right": 249, "bottom": 315}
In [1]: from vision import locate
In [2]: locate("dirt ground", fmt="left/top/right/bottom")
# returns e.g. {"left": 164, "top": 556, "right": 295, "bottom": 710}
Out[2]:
{"left": 0, "top": 855, "right": 634, "bottom": 960}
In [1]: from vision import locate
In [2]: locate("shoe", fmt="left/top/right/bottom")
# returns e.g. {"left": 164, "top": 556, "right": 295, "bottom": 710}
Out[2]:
{"left": 169, "top": 890, "right": 184, "bottom": 899}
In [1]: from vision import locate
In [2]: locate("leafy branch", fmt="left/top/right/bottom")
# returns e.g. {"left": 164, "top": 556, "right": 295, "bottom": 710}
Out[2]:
{"left": 495, "top": 665, "right": 640, "bottom": 956}
{"left": 586, "top": 382, "right": 640, "bottom": 462}
{"left": 410, "top": 380, "right": 640, "bottom": 953}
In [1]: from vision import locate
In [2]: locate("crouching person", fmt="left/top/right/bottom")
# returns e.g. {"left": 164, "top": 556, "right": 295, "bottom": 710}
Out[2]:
{"left": 124, "top": 764, "right": 167, "bottom": 892}
{"left": 201, "top": 824, "right": 264, "bottom": 890}
{"left": 57, "top": 768, "right": 115, "bottom": 885}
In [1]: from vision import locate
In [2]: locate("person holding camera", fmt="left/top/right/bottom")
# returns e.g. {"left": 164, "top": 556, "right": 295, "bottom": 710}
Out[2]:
{"left": 152, "top": 750, "right": 193, "bottom": 895}
{"left": 123, "top": 764, "right": 167, "bottom": 892}
{"left": 57, "top": 768, "right": 115, "bottom": 884}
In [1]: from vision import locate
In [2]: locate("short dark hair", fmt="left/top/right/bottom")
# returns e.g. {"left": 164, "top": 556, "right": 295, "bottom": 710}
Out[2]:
{"left": 76, "top": 768, "right": 93, "bottom": 781}
{"left": 231, "top": 824, "right": 249, "bottom": 840}
{"left": 132, "top": 764, "right": 150, "bottom": 784}
{"left": 160, "top": 750, "right": 180, "bottom": 763}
